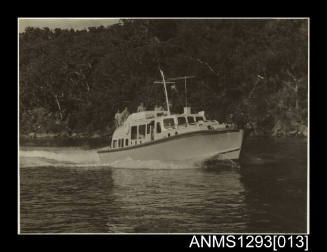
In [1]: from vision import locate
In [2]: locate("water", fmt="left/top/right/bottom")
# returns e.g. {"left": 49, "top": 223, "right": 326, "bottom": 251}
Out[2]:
{"left": 19, "top": 137, "right": 307, "bottom": 233}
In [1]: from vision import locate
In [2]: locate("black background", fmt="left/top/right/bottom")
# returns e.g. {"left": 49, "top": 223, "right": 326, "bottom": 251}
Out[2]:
{"left": 10, "top": 6, "right": 317, "bottom": 250}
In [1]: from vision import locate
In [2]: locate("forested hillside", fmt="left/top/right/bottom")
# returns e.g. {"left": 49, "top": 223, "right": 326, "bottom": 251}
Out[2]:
{"left": 19, "top": 19, "right": 308, "bottom": 138}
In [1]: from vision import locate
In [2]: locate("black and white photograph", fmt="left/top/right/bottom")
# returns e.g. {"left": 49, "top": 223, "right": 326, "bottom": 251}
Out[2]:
{"left": 18, "top": 17, "right": 309, "bottom": 235}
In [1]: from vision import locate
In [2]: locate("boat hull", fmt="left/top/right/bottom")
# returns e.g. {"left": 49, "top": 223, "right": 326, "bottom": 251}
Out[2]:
{"left": 97, "top": 129, "right": 244, "bottom": 167}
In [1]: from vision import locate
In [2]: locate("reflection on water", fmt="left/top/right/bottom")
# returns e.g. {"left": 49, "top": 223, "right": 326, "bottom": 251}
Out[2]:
{"left": 107, "top": 169, "right": 246, "bottom": 233}
{"left": 239, "top": 137, "right": 307, "bottom": 233}
{"left": 19, "top": 137, "right": 307, "bottom": 233}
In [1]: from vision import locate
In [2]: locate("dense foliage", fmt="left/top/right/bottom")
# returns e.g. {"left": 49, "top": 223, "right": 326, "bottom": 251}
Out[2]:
{"left": 19, "top": 19, "right": 308, "bottom": 137}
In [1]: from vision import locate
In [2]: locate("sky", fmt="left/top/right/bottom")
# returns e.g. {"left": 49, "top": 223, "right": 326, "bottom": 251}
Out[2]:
{"left": 18, "top": 18, "right": 120, "bottom": 33}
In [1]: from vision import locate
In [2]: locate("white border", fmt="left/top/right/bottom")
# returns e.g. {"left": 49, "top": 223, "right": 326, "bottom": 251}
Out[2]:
{"left": 17, "top": 17, "right": 310, "bottom": 235}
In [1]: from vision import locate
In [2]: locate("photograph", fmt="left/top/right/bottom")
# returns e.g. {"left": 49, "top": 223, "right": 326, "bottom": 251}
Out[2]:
{"left": 18, "top": 17, "right": 309, "bottom": 234}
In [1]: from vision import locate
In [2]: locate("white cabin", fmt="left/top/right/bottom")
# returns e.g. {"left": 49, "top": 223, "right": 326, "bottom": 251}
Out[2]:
{"left": 110, "top": 107, "right": 225, "bottom": 149}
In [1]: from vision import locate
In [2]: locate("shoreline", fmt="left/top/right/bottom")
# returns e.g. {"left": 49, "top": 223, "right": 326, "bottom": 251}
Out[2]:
{"left": 19, "top": 131, "right": 307, "bottom": 148}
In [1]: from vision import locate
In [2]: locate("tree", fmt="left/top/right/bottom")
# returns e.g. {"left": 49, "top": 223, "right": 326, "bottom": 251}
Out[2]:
{"left": 19, "top": 19, "right": 308, "bottom": 136}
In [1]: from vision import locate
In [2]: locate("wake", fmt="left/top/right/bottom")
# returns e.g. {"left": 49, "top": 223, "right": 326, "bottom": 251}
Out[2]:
{"left": 19, "top": 148, "right": 100, "bottom": 168}
{"left": 19, "top": 148, "right": 202, "bottom": 169}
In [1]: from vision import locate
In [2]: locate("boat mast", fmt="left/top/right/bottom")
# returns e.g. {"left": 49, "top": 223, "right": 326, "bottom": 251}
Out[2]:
{"left": 159, "top": 68, "right": 171, "bottom": 115}
{"left": 184, "top": 76, "right": 187, "bottom": 107}
{"left": 154, "top": 73, "right": 195, "bottom": 114}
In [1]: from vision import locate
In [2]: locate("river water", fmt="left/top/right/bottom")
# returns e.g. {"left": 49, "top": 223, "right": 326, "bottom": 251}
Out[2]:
{"left": 19, "top": 137, "right": 308, "bottom": 233}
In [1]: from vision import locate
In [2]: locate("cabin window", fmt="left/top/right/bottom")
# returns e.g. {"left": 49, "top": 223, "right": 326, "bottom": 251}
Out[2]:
{"left": 131, "top": 126, "right": 137, "bottom": 140}
{"left": 156, "top": 122, "right": 162, "bottom": 133}
{"left": 147, "top": 120, "right": 155, "bottom": 134}
{"left": 146, "top": 124, "right": 150, "bottom": 134}
{"left": 177, "top": 117, "right": 187, "bottom": 126}
{"left": 121, "top": 138, "right": 124, "bottom": 148}
{"left": 187, "top": 116, "right": 195, "bottom": 124}
{"left": 112, "top": 140, "right": 117, "bottom": 148}
{"left": 163, "top": 118, "right": 175, "bottom": 129}
{"left": 125, "top": 139, "right": 128, "bottom": 146}
{"left": 139, "top": 125, "right": 146, "bottom": 139}
{"left": 195, "top": 116, "right": 204, "bottom": 122}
